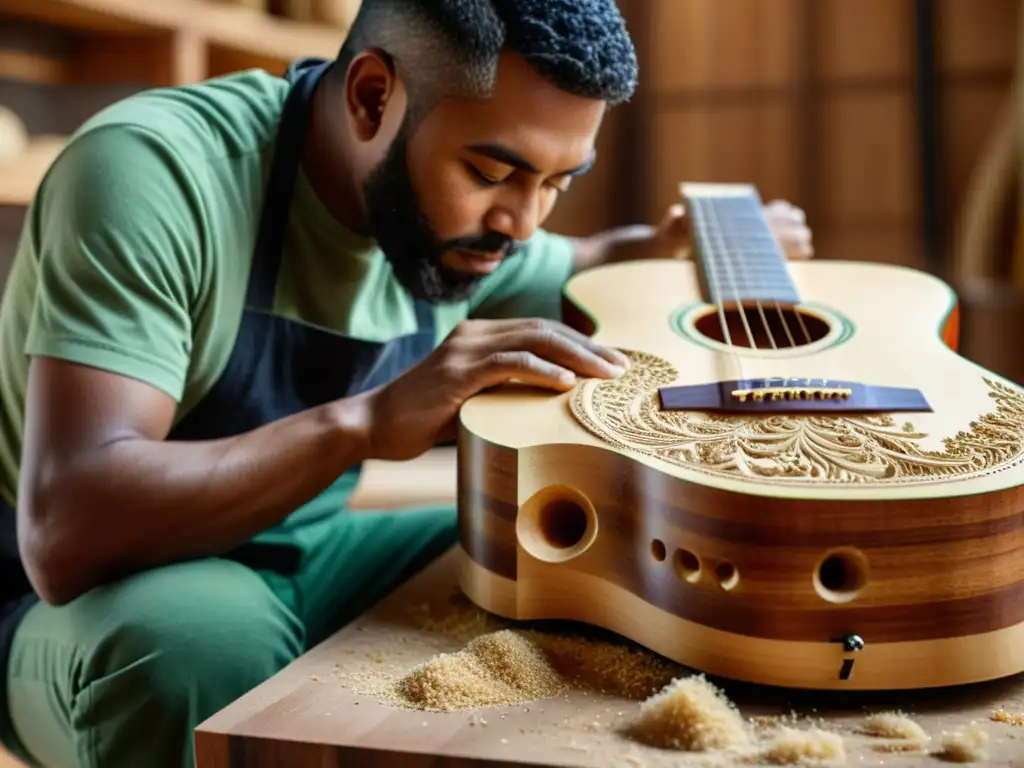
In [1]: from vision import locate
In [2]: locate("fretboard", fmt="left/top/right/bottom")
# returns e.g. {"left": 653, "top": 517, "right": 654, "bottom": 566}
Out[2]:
{"left": 680, "top": 182, "right": 802, "bottom": 306}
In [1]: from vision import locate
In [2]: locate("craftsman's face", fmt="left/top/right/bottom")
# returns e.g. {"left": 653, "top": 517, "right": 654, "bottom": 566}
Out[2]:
{"left": 361, "top": 52, "right": 606, "bottom": 303}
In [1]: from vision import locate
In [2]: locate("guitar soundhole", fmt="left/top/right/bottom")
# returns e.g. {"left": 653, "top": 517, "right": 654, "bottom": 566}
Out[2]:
{"left": 694, "top": 306, "right": 831, "bottom": 349}
{"left": 539, "top": 498, "right": 589, "bottom": 549}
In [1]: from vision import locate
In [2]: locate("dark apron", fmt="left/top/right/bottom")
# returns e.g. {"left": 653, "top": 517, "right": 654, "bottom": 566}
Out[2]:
{"left": 0, "top": 56, "right": 437, "bottom": 751}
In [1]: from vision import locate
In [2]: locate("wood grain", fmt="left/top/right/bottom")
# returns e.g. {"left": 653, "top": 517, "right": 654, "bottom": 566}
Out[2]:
{"left": 194, "top": 548, "right": 1024, "bottom": 767}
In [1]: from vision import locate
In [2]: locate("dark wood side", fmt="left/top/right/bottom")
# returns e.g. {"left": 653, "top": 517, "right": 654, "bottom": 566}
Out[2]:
{"left": 456, "top": 427, "right": 518, "bottom": 580}
{"left": 457, "top": 429, "right": 1024, "bottom": 644}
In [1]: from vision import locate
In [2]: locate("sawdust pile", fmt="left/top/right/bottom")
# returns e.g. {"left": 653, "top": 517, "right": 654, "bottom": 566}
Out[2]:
{"left": 624, "top": 674, "right": 751, "bottom": 751}
{"left": 753, "top": 727, "right": 846, "bottom": 765}
{"left": 389, "top": 631, "right": 564, "bottom": 711}
{"left": 858, "top": 711, "right": 930, "bottom": 752}
{"left": 385, "top": 627, "right": 678, "bottom": 712}
{"left": 936, "top": 721, "right": 989, "bottom": 763}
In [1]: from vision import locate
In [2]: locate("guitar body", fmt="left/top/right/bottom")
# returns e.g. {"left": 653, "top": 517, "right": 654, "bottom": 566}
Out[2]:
{"left": 455, "top": 185, "right": 1024, "bottom": 692}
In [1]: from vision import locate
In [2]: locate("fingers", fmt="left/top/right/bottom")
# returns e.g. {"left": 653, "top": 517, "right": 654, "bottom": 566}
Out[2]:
{"left": 765, "top": 199, "right": 805, "bottom": 224}
{"left": 449, "top": 317, "right": 630, "bottom": 395}
{"left": 469, "top": 350, "right": 582, "bottom": 393}
{"left": 764, "top": 199, "right": 814, "bottom": 259}
{"left": 467, "top": 317, "right": 629, "bottom": 370}
{"left": 489, "top": 327, "right": 627, "bottom": 381}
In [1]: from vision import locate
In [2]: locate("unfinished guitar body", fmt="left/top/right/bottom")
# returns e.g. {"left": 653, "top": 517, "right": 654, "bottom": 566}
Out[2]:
{"left": 455, "top": 183, "right": 1024, "bottom": 692}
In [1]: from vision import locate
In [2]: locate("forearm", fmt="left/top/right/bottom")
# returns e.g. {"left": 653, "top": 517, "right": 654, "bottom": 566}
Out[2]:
{"left": 21, "top": 395, "right": 372, "bottom": 604}
{"left": 569, "top": 224, "right": 656, "bottom": 274}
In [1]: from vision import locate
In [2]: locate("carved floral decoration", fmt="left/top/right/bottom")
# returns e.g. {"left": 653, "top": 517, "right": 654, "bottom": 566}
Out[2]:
{"left": 569, "top": 350, "right": 1024, "bottom": 484}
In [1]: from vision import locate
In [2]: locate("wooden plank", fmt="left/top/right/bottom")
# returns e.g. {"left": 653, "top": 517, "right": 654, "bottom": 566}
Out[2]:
{"left": 195, "top": 547, "right": 1024, "bottom": 767}
{"left": 816, "top": 90, "right": 919, "bottom": 225}
{"left": 348, "top": 447, "right": 457, "bottom": 511}
{"left": 0, "top": 47, "right": 66, "bottom": 85}
{"left": 814, "top": 0, "right": 914, "bottom": 81}
{"left": 647, "top": 0, "right": 801, "bottom": 94}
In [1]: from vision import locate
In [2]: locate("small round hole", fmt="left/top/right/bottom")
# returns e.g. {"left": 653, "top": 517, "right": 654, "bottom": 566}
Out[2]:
{"left": 715, "top": 561, "right": 739, "bottom": 591}
{"left": 814, "top": 548, "right": 869, "bottom": 603}
{"left": 539, "top": 498, "right": 588, "bottom": 549}
{"left": 651, "top": 539, "right": 667, "bottom": 562}
{"left": 673, "top": 548, "right": 701, "bottom": 582}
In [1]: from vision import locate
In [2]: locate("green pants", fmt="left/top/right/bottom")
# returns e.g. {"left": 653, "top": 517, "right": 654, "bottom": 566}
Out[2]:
{"left": 2, "top": 472, "right": 457, "bottom": 768}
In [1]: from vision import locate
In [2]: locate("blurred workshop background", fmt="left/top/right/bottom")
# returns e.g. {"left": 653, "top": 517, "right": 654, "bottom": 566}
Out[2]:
{"left": 0, "top": 0, "right": 1022, "bottom": 388}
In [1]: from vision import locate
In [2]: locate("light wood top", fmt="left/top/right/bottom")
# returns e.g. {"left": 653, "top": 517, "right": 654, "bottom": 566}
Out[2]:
{"left": 195, "top": 547, "right": 1024, "bottom": 767}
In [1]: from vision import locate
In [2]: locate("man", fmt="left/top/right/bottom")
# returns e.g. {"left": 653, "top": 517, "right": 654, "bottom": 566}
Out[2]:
{"left": 0, "top": 0, "right": 813, "bottom": 766}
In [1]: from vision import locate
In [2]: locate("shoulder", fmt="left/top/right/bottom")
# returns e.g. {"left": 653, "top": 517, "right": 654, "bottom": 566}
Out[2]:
{"left": 73, "top": 68, "right": 289, "bottom": 162}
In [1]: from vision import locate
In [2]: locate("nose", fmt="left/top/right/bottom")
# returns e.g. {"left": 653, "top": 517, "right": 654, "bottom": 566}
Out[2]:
{"left": 485, "top": 188, "right": 542, "bottom": 244}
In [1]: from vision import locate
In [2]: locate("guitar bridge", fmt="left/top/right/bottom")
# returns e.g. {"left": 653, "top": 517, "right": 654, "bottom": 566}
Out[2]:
{"left": 659, "top": 379, "right": 931, "bottom": 414}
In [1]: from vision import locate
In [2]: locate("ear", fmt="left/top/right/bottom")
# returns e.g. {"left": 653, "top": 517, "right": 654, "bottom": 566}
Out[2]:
{"left": 344, "top": 50, "right": 399, "bottom": 142}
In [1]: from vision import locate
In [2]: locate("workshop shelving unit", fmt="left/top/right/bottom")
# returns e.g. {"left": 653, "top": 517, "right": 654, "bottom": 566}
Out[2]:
{"left": 0, "top": 0, "right": 356, "bottom": 207}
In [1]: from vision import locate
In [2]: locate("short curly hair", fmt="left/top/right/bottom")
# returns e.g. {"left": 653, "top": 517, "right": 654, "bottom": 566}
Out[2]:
{"left": 336, "top": 0, "right": 638, "bottom": 119}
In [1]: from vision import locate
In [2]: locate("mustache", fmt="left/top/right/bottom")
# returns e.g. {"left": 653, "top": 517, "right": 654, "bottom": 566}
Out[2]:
{"left": 440, "top": 230, "right": 523, "bottom": 258}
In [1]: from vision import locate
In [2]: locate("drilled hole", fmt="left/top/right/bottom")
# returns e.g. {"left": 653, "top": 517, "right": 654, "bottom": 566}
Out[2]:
{"left": 651, "top": 539, "right": 667, "bottom": 562}
{"left": 539, "top": 498, "right": 589, "bottom": 549}
{"left": 673, "top": 548, "right": 701, "bottom": 582}
{"left": 715, "top": 561, "right": 739, "bottom": 591}
{"left": 814, "top": 549, "right": 869, "bottom": 603}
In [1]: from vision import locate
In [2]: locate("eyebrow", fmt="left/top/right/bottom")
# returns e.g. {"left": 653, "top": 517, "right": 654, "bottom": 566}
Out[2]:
{"left": 465, "top": 143, "right": 596, "bottom": 177}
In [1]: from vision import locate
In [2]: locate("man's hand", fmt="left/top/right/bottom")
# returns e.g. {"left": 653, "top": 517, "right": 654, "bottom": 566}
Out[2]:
{"left": 365, "top": 318, "right": 629, "bottom": 462}
{"left": 653, "top": 199, "right": 814, "bottom": 261}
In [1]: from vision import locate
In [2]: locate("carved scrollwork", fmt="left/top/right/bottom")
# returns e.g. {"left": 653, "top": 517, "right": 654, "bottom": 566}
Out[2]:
{"left": 569, "top": 350, "right": 1024, "bottom": 484}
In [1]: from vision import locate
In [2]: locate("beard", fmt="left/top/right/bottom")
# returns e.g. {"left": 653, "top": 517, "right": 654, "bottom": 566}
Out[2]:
{"left": 362, "top": 128, "right": 523, "bottom": 304}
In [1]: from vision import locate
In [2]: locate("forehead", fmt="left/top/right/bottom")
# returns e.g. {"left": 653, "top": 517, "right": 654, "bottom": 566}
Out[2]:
{"left": 410, "top": 52, "right": 607, "bottom": 168}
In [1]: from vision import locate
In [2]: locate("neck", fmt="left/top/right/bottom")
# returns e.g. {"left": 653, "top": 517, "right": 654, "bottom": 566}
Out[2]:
{"left": 300, "top": 74, "right": 372, "bottom": 236}
{"left": 681, "top": 183, "right": 801, "bottom": 307}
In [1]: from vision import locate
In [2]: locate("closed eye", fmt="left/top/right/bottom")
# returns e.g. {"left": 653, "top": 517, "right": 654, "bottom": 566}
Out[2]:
{"left": 466, "top": 162, "right": 571, "bottom": 194}
{"left": 465, "top": 163, "right": 503, "bottom": 187}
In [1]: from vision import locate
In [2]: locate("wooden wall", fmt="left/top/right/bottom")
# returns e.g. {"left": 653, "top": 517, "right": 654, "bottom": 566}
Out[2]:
{"left": 586, "top": 0, "right": 1021, "bottom": 275}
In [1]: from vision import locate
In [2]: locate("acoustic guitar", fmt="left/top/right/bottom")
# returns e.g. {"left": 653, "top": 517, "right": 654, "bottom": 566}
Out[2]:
{"left": 455, "top": 182, "right": 1024, "bottom": 691}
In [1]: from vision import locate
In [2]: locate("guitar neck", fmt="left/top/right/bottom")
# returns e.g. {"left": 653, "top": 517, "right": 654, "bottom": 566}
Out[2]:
{"left": 680, "top": 182, "right": 802, "bottom": 307}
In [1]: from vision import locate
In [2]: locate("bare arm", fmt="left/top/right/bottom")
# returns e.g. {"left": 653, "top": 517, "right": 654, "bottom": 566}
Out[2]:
{"left": 18, "top": 357, "right": 372, "bottom": 605}
{"left": 568, "top": 200, "right": 814, "bottom": 274}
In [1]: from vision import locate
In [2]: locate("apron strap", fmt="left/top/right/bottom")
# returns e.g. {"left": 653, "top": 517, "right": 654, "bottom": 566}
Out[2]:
{"left": 246, "top": 58, "right": 333, "bottom": 311}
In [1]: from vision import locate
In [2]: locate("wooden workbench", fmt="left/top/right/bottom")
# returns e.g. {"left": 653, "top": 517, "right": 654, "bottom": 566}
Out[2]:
{"left": 195, "top": 546, "right": 1024, "bottom": 767}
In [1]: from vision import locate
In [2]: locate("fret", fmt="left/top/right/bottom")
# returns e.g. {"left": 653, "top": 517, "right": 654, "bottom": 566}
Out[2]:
{"left": 681, "top": 182, "right": 802, "bottom": 307}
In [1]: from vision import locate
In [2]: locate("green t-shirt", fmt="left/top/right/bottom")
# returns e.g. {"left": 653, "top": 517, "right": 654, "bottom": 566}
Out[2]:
{"left": 0, "top": 68, "right": 576, "bottom": 506}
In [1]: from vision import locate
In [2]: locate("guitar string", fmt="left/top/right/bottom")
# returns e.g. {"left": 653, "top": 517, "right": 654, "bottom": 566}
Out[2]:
{"left": 696, "top": 197, "right": 749, "bottom": 386}
{"left": 730, "top": 203, "right": 782, "bottom": 351}
{"left": 706, "top": 200, "right": 759, "bottom": 352}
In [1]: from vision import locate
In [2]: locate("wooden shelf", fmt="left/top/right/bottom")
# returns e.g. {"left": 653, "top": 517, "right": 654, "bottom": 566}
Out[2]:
{"left": 0, "top": 0, "right": 353, "bottom": 83}
{"left": 0, "top": 0, "right": 358, "bottom": 206}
